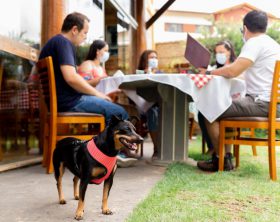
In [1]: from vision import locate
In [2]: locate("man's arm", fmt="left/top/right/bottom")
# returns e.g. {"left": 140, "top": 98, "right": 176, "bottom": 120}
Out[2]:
{"left": 211, "top": 57, "right": 253, "bottom": 78}
{"left": 60, "top": 65, "right": 112, "bottom": 101}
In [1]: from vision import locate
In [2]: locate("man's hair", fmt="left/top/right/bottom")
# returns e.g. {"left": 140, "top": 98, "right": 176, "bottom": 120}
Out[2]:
{"left": 86, "top": 39, "right": 108, "bottom": 60}
{"left": 61, "top": 12, "right": 90, "bottom": 32}
{"left": 243, "top": 10, "right": 267, "bottom": 33}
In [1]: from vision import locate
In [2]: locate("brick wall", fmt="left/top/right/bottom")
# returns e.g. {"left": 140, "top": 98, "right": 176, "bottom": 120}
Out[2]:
{"left": 155, "top": 41, "right": 188, "bottom": 73}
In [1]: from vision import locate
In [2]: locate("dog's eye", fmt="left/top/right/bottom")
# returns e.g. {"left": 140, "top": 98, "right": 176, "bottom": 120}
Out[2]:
{"left": 120, "top": 126, "right": 131, "bottom": 132}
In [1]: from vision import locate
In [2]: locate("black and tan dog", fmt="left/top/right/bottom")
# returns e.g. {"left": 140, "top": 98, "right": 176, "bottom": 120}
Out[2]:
{"left": 53, "top": 115, "right": 143, "bottom": 220}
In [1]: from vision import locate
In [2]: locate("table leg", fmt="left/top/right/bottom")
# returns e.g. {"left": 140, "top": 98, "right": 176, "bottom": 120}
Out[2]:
{"left": 158, "top": 85, "right": 189, "bottom": 163}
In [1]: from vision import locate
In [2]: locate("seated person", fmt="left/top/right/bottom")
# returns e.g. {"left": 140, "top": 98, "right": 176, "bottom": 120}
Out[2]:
{"left": 138, "top": 50, "right": 160, "bottom": 159}
{"left": 198, "top": 40, "right": 237, "bottom": 155}
{"left": 197, "top": 10, "right": 280, "bottom": 172}
{"left": 78, "top": 39, "right": 108, "bottom": 86}
{"left": 78, "top": 39, "right": 137, "bottom": 167}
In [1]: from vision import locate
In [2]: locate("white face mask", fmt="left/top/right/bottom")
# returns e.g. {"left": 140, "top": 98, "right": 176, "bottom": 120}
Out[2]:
{"left": 148, "top": 58, "right": 158, "bottom": 69}
{"left": 100, "top": 51, "right": 110, "bottom": 63}
{"left": 216, "top": 53, "right": 227, "bottom": 65}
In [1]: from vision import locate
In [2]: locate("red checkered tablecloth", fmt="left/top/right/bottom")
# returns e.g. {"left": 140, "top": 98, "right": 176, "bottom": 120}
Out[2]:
{"left": 186, "top": 74, "right": 213, "bottom": 88}
{"left": 0, "top": 89, "right": 39, "bottom": 110}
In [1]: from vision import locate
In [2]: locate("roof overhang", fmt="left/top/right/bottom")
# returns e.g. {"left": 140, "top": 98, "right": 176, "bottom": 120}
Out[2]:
{"left": 108, "top": 0, "right": 138, "bottom": 29}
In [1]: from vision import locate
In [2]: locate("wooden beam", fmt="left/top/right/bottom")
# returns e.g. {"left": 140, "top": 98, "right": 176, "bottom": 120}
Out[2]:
{"left": 0, "top": 35, "right": 39, "bottom": 61}
{"left": 146, "top": 0, "right": 176, "bottom": 29}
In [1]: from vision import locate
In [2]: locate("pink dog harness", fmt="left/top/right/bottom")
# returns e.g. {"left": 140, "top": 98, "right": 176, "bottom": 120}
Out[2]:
{"left": 87, "top": 139, "right": 117, "bottom": 184}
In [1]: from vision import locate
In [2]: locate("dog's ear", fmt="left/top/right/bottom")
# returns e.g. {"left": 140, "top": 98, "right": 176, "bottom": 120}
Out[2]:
{"left": 128, "top": 116, "right": 140, "bottom": 126}
{"left": 109, "top": 115, "right": 121, "bottom": 127}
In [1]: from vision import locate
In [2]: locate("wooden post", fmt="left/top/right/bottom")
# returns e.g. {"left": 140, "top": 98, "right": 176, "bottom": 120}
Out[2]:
{"left": 130, "top": 0, "right": 147, "bottom": 73}
{"left": 40, "top": 0, "right": 65, "bottom": 156}
{"left": 41, "top": 0, "right": 65, "bottom": 46}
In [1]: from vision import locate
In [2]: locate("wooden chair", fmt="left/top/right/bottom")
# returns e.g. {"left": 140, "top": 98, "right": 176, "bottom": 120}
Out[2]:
{"left": 202, "top": 128, "right": 257, "bottom": 156}
{"left": 218, "top": 60, "right": 280, "bottom": 181}
{"left": 37, "top": 56, "right": 105, "bottom": 174}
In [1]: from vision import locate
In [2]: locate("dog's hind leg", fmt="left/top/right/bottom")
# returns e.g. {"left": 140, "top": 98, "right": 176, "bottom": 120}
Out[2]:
{"left": 55, "top": 162, "right": 66, "bottom": 204}
{"left": 75, "top": 179, "right": 88, "bottom": 220}
{"left": 73, "top": 176, "right": 79, "bottom": 200}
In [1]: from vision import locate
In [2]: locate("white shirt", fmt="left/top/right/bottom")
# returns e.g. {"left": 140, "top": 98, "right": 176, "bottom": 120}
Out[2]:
{"left": 239, "top": 34, "right": 280, "bottom": 102}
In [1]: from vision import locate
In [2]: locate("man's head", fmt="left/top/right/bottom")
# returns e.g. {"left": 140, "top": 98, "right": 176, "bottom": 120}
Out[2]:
{"left": 243, "top": 10, "right": 267, "bottom": 34}
{"left": 61, "top": 12, "right": 90, "bottom": 46}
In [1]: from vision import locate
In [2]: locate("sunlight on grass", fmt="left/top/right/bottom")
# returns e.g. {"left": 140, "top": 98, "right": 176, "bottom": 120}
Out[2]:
{"left": 126, "top": 136, "right": 280, "bottom": 222}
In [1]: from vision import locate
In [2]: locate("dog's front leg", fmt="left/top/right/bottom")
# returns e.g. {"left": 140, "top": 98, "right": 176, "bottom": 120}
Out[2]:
{"left": 102, "top": 167, "right": 116, "bottom": 215}
{"left": 75, "top": 179, "right": 88, "bottom": 220}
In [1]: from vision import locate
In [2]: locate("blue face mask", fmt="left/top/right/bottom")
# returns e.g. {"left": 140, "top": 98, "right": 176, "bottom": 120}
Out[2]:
{"left": 216, "top": 53, "right": 227, "bottom": 65}
{"left": 148, "top": 58, "right": 158, "bottom": 69}
{"left": 100, "top": 52, "right": 110, "bottom": 63}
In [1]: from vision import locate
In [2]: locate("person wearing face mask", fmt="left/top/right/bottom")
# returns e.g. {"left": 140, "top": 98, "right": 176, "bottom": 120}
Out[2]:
{"left": 197, "top": 10, "right": 280, "bottom": 172}
{"left": 137, "top": 50, "right": 161, "bottom": 159}
{"left": 78, "top": 39, "right": 110, "bottom": 86}
{"left": 214, "top": 40, "right": 236, "bottom": 68}
{"left": 198, "top": 40, "right": 237, "bottom": 155}
{"left": 78, "top": 39, "right": 137, "bottom": 167}
{"left": 138, "top": 50, "right": 160, "bottom": 74}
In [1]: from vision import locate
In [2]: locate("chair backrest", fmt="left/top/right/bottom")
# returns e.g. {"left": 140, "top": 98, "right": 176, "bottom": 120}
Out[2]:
{"left": 36, "top": 56, "right": 57, "bottom": 116}
{"left": 268, "top": 60, "right": 280, "bottom": 136}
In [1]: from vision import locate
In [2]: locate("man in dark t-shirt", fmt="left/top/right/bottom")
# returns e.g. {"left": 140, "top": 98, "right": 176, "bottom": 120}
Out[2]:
{"left": 38, "top": 12, "right": 128, "bottom": 124}
{"left": 39, "top": 34, "right": 82, "bottom": 111}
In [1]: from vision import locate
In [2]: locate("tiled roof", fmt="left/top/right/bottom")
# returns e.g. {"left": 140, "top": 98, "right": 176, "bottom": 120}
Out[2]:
{"left": 154, "top": 0, "right": 280, "bottom": 18}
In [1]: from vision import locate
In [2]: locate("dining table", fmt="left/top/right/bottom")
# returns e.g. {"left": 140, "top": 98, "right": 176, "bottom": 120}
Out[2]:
{"left": 96, "top": 73, "right": 246, "bottom": 164}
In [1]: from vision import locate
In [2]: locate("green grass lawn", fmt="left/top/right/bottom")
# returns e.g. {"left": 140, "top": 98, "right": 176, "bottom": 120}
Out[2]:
{"left": 126, "top": 136, "right": 280, "bottom": 222}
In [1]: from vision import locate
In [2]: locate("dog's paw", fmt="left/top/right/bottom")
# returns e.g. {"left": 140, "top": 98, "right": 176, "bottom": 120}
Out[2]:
{"left": 74, "top": 195, "right": 79, "bottom": 200}
{"left": 74, "top": 215, "right": 83, "bottom": 221}
{"left": 59, "top": 199, "right": 66, "bottom": 204}
{"left": 102, "top": 209, "right": 113, "bottom": 215}
{"left": 75, "top": 210, "right": 84, "bottom": 220}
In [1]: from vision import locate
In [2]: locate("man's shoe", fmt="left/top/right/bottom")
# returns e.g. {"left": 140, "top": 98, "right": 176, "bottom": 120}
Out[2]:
{"left": 197, "top": 154, "right": 219, "bottom": 172}
{"left": 117, "top": 153, "right": 137, "bottom": 168}
{"left": 197, "top": 153, "right": 234, "bottom": 172}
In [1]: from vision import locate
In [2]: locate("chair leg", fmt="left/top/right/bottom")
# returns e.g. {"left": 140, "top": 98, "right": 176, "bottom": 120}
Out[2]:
{"left": 46, "top": 120, "right": 57, "bottom": 174}
{"left": 252, "top": 146, "right": 257, "bottom": 156}
{"left": 268, "top": 145, "right": 277, "bottom": 181}
{"left": 42, "top": 123, "right": 49, "bottom": 167}
{"left": 218, "top": 123, "right": 225, "bottom": 171}
{"left": 250, "top": 129, "right": 257, "bottom": 156}
{"left": 233, "top": 145, "right": 240, "bottom": 168}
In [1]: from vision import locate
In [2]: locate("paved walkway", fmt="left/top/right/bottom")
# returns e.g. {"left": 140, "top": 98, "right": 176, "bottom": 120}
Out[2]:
{"left": 0, "top": 138, "right": 166, "bottom": 222}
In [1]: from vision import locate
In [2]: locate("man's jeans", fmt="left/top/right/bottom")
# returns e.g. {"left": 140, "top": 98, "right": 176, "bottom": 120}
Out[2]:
{"left": 69, "top": 95, "right": 129, "bottom": 125}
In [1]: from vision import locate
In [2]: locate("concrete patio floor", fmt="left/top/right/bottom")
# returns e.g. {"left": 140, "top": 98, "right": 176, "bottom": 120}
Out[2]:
{"left": 0, "top": 137, "right": 166, "bottom": 222}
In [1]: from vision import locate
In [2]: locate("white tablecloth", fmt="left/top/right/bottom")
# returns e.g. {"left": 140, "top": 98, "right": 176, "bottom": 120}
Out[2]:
{"left": 96, "top": 74, "right": 246, "bottom": 123}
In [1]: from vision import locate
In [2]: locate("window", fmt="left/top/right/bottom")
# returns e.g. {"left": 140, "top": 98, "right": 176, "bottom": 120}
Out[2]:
{"left": 165, "top": 23, "right": 184, "bottom": 32}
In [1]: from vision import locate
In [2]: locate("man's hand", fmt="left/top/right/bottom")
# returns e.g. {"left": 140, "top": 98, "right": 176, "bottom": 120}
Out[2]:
{"left": 96, "top": 92, "right": 112, "bottom": 102}
{"left": 197, "top": 68, "right": 207, "bottom": 74}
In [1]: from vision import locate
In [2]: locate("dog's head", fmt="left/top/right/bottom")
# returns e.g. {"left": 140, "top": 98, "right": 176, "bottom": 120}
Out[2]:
{"left": 108, "top": 115, "right": 144, "bottom": 153}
